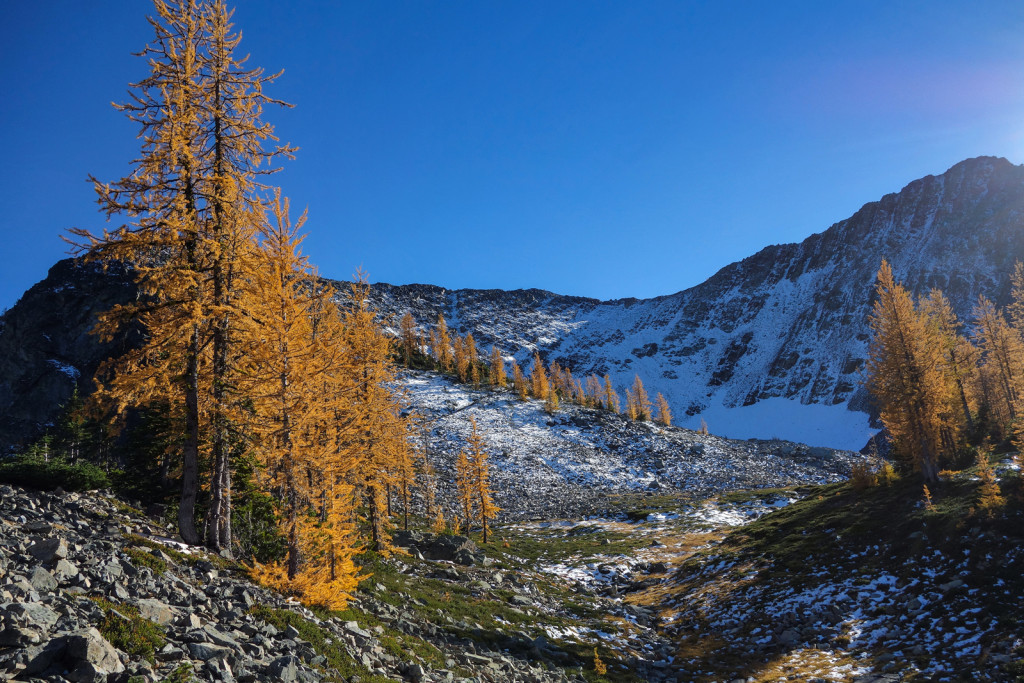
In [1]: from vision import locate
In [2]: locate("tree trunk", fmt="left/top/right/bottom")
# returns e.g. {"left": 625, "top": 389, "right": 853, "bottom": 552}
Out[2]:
{"left": 178, "top": 339, "right": 202, "bottom": 545}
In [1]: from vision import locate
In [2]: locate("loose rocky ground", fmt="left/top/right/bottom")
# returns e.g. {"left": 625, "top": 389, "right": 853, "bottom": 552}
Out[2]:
{"left": 2, "top": 458, "right": 1019, "bottom": 682}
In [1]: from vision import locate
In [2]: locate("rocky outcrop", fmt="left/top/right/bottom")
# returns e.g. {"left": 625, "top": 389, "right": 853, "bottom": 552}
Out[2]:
{"left": 0, "top": 259, "right": 135, "bottom": 453}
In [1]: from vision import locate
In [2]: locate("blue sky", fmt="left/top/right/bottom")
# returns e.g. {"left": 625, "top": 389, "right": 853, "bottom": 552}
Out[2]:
{"left": 2, "top": 1, "right": 1024, "bottom": 311}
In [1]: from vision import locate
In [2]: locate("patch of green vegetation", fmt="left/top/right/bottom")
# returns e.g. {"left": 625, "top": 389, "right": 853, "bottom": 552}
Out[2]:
{"left": 123, "top": 533, "right": 241, "bottom": 573}
{"left": 106, "top": 497, "right": 144, "bottom": 517}
{"left": 163, "top": 665, "right": 197, "bottom": 683}
{"left": 0, "top": 454, "right": 115, "bottom": 492}
{"left": 89, "top": 596, "right": 165, "bottom": 663}
{"left": 124, "top": 533, "right": 199, "bottom": 565}
{"left": 123, "top": 547, "right": 168, "bottom": 574}
{"left": 355, "top": 544, "right": 646, "bottom": 681}
{"left": 250, "top": 604, "right": 393, "bottom": 683}
{"left": 719, "top": 487, "right": 798, "bottom": 504}
{"left": 487, "top": 527, "right": 645, "bottom": 567}
{"left": 669, "top": 470, "right": 1024, "bottom": 681}
{"left": 310, "top": 604, "right": 447, "bottom": 670}
{"left": 603, "top": 492, "right": 694, "bottom": 522}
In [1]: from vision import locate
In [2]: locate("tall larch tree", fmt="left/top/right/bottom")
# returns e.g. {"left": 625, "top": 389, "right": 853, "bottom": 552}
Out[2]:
{"left": 489, "top": 346, "right": 506, "bottom": 388}
{"left": 433, "top": 314, "right": 453, "bottom": 372}
{"left": 865, "top": 261, "right": 951, "bottom": 482}
{"left": 455, "top": 448, "right": 474, "bottom": 535}
{"left": 465, "top": 417, "right": 499, "bottom": 543}
{"left": 921, "top": 289, "right": 976, "bottom": 438}
{"left": 603, "top": 375, "right": 620, "bottom": 413}
{"left": 399, "top": 312, "right": 417, "bottom": 367}
{"left": 341, "top": 280, "right": 410, "bottom": 553}
{"left": 453, "top": 334, "right": 469, "bottom": 382}
{"left": 630, "top": 375, "right": 653, "bottom": 421}
{"left": 238, "top": 193, "right": 358, "bottom": 603}
{"left": 201, "top": 0, "right": 298, "bottom": 553}
{"left": 511, "top": 361, "right": 528, "bottom": 400}
{"left": 655, "top": 393, "right": 672, "bottom": 427}
{"left": 69, "top": 0, "right": 294, "bottom": 549}
{"left": 529, "top": 353, "right": 549, "bottom": 400}
{"left": 973, "top": 295, "right": 1024, "bottom": 430}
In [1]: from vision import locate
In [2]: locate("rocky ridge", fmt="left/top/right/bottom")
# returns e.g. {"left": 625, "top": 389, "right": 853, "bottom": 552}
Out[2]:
{"left": 361, "top": 156, "right": 1024, "bottom": 448}
{"left": 6, "top": 157, "right": 1024, "bottom": 452}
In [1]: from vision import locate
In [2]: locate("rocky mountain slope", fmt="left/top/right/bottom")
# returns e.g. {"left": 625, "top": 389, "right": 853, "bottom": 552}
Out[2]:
{"left": 363, "top": 156, "right": 1024, "bottom": 449}
{"left": 5, "top": 156, "right": 1024, "bottom": 452}
{"left": 403, "top": 371, "right": 867, "bottom": 522}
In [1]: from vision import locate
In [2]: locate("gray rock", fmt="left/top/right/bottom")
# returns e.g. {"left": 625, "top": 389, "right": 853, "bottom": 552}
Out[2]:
{"left": 268, "top": 655, "right": 300, "bottom": 682}
{"left": 5, "top": 601, "right": 60, "bottom": 630}
{"left": 64, "top": 627, "right": 126, "bottom": 677}
{"left": 27, "top": 537, "right": 68, "bottom": 563}
{"left": 136, "top": 598, "right": 176, "bottom": 626}
{"left": 0, "top": 625, "right": 42, "bottom": 647}
{"left": 28, "top": 566, "right": 58, "bottom": 592}
{"left": 53, "top": 558, "right": 80, "bottom": 582}
{"left": 202, "top": 624, "right": 242, "bottom": 650}
{"left": 24, "top": 627, "right": 125, "bottom": 679}
{"left": 187, "top": 641, "right": 233, "bottom": 661}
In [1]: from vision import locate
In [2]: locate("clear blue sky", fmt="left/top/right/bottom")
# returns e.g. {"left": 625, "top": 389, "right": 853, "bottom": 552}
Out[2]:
{"left": 3, "top": 1, "right": 1024, "bottom": 311}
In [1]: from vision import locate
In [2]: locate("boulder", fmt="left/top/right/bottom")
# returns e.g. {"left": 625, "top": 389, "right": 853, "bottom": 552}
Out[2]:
{"left": 27, "top": 537, "right": 68, "bottom": 563}
{"left": 136, "top": 598, "right": 176, "bottom": 626}
{"left": 23, "top": 627, "right": 125, "bottom": 679}
{"left": 268, "top": 655, "right": 300, "bottom": 682}
{"left": 28, "top": 566, "right": 58, "bottom": 592}
{"left": 187, "top": 641, "right": 233, "bottom": 661}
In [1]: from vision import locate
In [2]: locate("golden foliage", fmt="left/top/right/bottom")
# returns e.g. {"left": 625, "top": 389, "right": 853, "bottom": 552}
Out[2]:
{"left": 975, "top": 452, "right": 1004, "bottom": 516}
{"left": 626, "top": 375, "right": 652, "bottom": 421}
{"left": 865, "top": 261, "right": 955, "bottom": 481}
{"left": 489, "top": 346, "right": 506, "bottom": 388}
{"left": 466, "top": 417, "right": 499, "bottom": 543}
{"left": 603, "top": 375, "right": 620, "bottom": 414}
{"left": 655, "top": 392, "right": 672, "bottom": 427}
{"left": 529, "top": 353, "right": 549, "bottom": 401}
{"left": 512, "top": 361, "right": 528, "bottom": 401}
{"left": 850, "top": 462, "right": 875, "bottom": 491}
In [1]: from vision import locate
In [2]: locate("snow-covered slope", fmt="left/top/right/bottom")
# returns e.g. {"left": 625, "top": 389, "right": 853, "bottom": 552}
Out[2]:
{"left": 402, "top": 371, "right": 867, "bottom": 521}
{"left": 361, "top": 157, "right": 1024, "bottom": 450}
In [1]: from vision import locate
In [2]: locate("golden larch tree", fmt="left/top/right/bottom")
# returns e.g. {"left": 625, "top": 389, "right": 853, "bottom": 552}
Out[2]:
{"left": 238, "top": 193, "right": 359, "bottom": 604}
{"left": 489, "top": 346, "right": 506, "bottom": 388}
{"left": 865, "top": 261, "right": 952, "bottom": 482}
{"left": 512, "top": 361, "right": 528, "bottom": 401}
{"left": 399, "top": 312, "right": 417, "bottom": 367}
{"left": 530, "top": 353, "right": 549, "bottom": 400}
{"left": 655, "top": 393, "right": 672, "bottom": 426}
{"left": 603, "top": 375, "right": 620, "bottom": 413}
{"left": 973, "top": 295, "right": 1024, "bottom": 429}
{"left": 455, "top": 448, "right": 474, "bottom": 535}
{"left": 433, "top": 314, "right": 453, "bottom": 372}
{"left": 465, "top": 417, "right": 499, "bottom": 543}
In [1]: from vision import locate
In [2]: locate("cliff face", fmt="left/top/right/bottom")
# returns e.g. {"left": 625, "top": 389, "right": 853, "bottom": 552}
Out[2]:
{"left": 5, "top": 157, "right": 1024, "bottom": 450}
{"left": 0, "top": 260, "right": 136, "bottom": 452}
